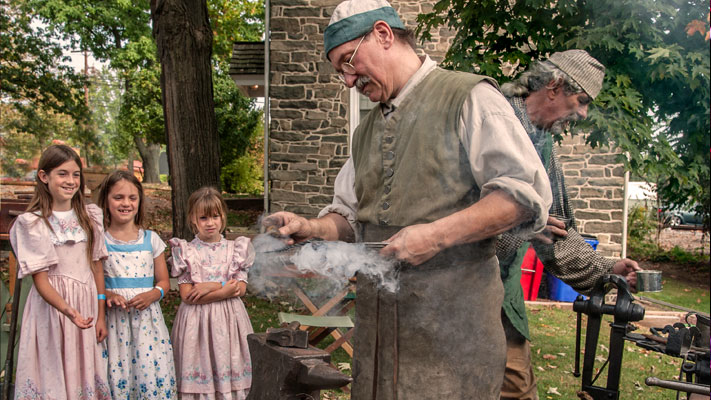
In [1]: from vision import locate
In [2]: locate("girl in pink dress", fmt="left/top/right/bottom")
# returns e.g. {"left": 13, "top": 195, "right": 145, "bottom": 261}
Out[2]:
{"left": 9, "top": 144, "right": 110, "bottom": 399}
{"left": 169, "top": 186, "right": 255, "bottom": 399}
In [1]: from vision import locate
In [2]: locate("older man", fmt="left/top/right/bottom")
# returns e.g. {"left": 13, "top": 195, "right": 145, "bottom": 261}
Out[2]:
{"left": 263, "top": 0, "right": 552, "bottom": 398}
{"left": 496, "top": 50, "right": 642, "bottom": 400}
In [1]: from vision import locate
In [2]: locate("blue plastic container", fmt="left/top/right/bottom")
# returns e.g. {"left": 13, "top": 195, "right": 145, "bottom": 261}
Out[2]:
{"left": 547, "top": 236, "right": 599, "bottom": 302}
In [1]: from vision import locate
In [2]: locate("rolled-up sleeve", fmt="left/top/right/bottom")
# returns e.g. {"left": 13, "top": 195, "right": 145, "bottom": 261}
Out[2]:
{"left": 318, "top": 158, "right": 360, "bottom": 238}
{"left": 460, "top": 83, "right": 552, "bottom": 235}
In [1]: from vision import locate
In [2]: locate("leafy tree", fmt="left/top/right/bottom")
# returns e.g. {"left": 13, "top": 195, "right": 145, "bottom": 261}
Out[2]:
{"left": 29, "top": 0, "right": 165, "bottom": 182}
{"left": 0, "top": 0, "right": 87, "bottom": 133}
{"left": 418, "top": 0, "right": 710, "bottom": 228}
{"left": 213, "top": 70, "right": 263, "bottom": 194}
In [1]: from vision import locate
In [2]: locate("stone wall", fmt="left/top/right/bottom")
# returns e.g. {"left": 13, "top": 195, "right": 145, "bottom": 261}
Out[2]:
{"left": 268, "top": 0, "right": 452, "bottom": 216}
{"left": 268, "top": 1, "right": 625, "bottom": 258}
{"left": 557, "top": 135, "right": 625, "bottom": 257}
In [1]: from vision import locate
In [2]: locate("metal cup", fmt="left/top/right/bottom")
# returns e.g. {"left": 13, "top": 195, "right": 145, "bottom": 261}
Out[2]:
{"left": 636, "top": 270, "right": 662, "bottom": 292}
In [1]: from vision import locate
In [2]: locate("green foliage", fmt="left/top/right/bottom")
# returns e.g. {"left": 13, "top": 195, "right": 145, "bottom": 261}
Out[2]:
{"left": 417, "top": 0, "right": 710, "bottom": 222}
{"left": 207, "top": 0, "right": 264, "bottom": 68}
{"left": 0, "top": 0, "right": 87, "bottom": 129}
{"left": 214, "top": 70, "right": 264, "bottom": 194}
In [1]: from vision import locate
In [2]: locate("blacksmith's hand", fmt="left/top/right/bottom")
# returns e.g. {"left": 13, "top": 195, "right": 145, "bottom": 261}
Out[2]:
{"left": 533, "top": 216, "right": 568, "bottom": 244}
{"left": 262, "top": 211, "right": 315, "bottom": 244}
{"left": 381, "top": 223, "right": 443, "bottom": 266}
{"left": 612, "top": 259, "right": 642, "bottom": 292}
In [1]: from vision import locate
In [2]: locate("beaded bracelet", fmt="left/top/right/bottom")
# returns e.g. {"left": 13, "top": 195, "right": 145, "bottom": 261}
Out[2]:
{"left": 221, "top": 281, "right": 226, "bottom": 287}
{"left": 154, "top": 286, "right": 164, "bottom": 301}
{"left": 97, "top": 294, "right": 106, "bottom": 300}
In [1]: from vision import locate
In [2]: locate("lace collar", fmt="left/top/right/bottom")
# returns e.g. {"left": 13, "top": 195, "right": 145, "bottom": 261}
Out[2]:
{"left": 40, "top": 209, "right": 88, "bottom": 246}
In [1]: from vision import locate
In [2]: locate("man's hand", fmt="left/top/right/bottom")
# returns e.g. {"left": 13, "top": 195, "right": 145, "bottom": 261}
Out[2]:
{"left": 381, "top": 223, "right": 443, "bottom": 266}
{"left": 612, "top": 258, "right": 642, "bottom": 291}
{"left": 533, "top": 216, "right": 568, "bottom": 244}
{"left": 262, "top": 211, "right": 317, "bottom": 244}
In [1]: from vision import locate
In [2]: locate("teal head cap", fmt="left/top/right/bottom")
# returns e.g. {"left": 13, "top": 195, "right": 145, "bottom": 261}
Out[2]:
{"left": 324, "top": 0, "right": 405, "bottom": 60}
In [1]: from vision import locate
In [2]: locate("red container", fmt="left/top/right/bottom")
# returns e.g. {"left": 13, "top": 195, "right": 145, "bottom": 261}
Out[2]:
{"left": 519, "top": 245, "right": 544, "bottom": 301}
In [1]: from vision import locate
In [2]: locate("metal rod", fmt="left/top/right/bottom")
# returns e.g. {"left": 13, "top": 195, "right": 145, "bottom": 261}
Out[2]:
{"left": 635, "top": 295, "right": 710, "bottom": 316}
{"left": 574, "top": 311, "right": 581, "bottom": 377}
{"left": 645, "top": 377, "right": 710, "bottom": 395}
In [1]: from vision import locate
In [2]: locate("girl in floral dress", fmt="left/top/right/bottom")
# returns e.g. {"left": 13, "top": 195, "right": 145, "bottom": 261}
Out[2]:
{"left": 9, "top": 144, "right": 111, "bottom": 399}
{"left": 97, "top": 170, "right": 177, "bottom": 398}
{"left": 169, "top": 186, "right": 255, "bottom": 399}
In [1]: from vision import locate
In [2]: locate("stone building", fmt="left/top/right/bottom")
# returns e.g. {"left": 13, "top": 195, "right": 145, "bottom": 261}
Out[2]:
{"left": 247, "top": 0, "right": 626, "bottom": 257}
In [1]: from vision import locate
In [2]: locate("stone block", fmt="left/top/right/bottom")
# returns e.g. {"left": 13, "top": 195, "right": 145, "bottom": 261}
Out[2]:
{"left": 574, "top": 210, "right": 611, "bottom": 221}
{"left": 274, "top": 63, "right": 309, "bottom": 73}
{"left": 329, "top": 158, "right": 346, "bottom": 169}
{"left": 570, "top": 199, "right": 589, "bottom": 210}
{"left": 321, "top": 135, "right": 348, "bottom": 143}
{"left": 308, "top": 176, "right": 326, "bottom": 186}
{"left": 287, "top": 162, "right": 317, "bottom": 172}
{"left": 584, "top": 221, "right": 622, "bottom": 234}
{"left": 306, "top": 110, "right": 328, "bottom": 120}
{"left": 308, "top": 194, "right": 333, "bottom": 205}
{"left": 278, "top": 100, "right": 319, "bottom": 109}
{"left": 588, "top": 154, "right": 619, "bottom": 165}
{"left": 564, "top": 169, "right": 580, "bottom": 177}
{"left": 271, "top": 109, "right": 304, "bottom": 119}
{"left": 270, "top": 170, "right": 308, "bottom": 181}
{"left": 587, "top": 178, "right": 624, "bottom": 186}
{"left": 294, "top": 184, "right": 321, "bottom": 193}
{"left": 284, "top": 74, "right": 317, "bottom": 86}
{"left": 289, "top": 145, "right": 320, "bottom": 154}
{"left": 271, "top": 189, "right": 306, "bottom": 203}
{"left": 271, "top": 131, "right": 306, "bottom": 142}
{"left": 292, "top": 119, "right": 323, "bottom": 130}
{"left": 271, "top": 152, "right": 308, "bottom": 163}
{"left": 283, "top": 7, "right": 322, "bottom": 17}
{"left": 579, "top": 187, "right": 606, "bottom": 198}
{"left": 589, "top": 199, "right": 623, "bottom": 210}
{"left": 581, "top": 168, "right": 605, "bottom": 178}
{"left": 270, "top": 18, "right": 302, "bottom": 33}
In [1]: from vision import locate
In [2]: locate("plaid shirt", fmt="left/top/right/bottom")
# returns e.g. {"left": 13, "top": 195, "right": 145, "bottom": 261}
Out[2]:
{"left": 497, "top": 96, "right": 617, "bottom": 296}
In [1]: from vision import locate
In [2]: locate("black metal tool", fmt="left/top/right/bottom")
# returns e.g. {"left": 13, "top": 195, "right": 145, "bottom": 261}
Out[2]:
{"left": 573, "top": 274, "right": 645, "bottom": 400}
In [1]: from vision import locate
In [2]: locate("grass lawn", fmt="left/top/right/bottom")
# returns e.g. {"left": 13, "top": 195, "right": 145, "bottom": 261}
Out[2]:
{"left": 160, "top": 275, "right": 706, "bottom": 399}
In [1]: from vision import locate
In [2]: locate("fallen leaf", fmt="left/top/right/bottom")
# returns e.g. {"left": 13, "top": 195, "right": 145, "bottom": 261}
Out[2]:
{"left": 599, "top": 344, "right": 609, "bottom": 353}
{"left": 596, "top": 355, "right": 606, "bottom": 362}
{"left": 634, "top": 381, "right": 644, "bottom": 391}
{"left": 547, "top": 387, "right": 561, "bottom": 396}
{"left": 547, "top": 364, "right": 558, "bottom": 369}
{"left": 557, "top": 352, "right": 566, "bottom": 357}
{"left": 537, "top": 366, "right": 546, "bottom": 372}
{"left": 337, "top": 362, "right": 351, "bottom": 371}
{"left": 543, "top": 354, "right": 558, "bottom": 360}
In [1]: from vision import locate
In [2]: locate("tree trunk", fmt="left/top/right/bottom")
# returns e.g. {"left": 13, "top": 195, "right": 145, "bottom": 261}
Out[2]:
{"left": 150, "top": 0, "right": 221, "bottom": 240}
{"left": 134, "top": 136, "right": 161, "bottom": 183}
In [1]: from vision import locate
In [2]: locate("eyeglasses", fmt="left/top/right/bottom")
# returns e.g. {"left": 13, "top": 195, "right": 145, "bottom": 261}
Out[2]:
{"left": 337, "top": 33, "right": 368, "bottom": 83}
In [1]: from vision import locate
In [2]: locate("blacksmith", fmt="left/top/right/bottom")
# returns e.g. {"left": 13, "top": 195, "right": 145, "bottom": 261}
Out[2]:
{"left": 263, "top": 0, "right": 552, "bottom": 398}
{"left": 497, "top": 50, "right": 642, "bottom": 400}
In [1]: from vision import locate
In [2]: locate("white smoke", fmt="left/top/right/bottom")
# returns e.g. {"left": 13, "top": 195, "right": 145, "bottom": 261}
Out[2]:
{"left": 249, "top": 234, "right": 399, "bottom": 299}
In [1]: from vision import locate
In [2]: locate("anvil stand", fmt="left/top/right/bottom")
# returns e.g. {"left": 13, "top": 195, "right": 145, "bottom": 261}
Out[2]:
{"left": 572, "top": 274, "right": 646, "bottom": 400}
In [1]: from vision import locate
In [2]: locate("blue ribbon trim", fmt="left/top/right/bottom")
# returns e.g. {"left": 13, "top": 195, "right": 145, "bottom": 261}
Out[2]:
{"left": 105, "top": 230, "right": 153, "bottom": 253}
{"left": 105, "top": 276, "right": 154, "bottom": 289}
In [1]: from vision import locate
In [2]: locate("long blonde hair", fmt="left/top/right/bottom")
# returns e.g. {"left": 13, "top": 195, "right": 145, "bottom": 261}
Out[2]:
{"left": 25, "top": 145, "right": 96, "bottom": 266}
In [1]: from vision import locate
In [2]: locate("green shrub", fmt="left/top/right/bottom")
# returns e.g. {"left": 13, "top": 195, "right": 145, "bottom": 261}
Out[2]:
{"left": 220, "top": 154, "right": 263, "bottom": 195}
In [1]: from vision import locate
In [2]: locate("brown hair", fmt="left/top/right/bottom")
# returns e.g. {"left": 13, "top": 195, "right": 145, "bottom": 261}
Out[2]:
{"left": 97, "top": 170, "right": 145, "bottom": 229}
{"left": 187, "top": 187, "right": 227, "bottom": 234}
{"left": 25, "top": 144, "right": 96, "bottom": 266}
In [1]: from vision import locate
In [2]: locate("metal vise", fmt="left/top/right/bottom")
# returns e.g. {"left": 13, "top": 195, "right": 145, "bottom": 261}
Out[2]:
{"left": 246, "top": 327, "right": 352, "bottom": 400}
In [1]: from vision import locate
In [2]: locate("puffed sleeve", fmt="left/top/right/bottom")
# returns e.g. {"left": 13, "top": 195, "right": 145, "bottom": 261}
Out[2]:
{"left": 148, "top": 230, "right": 167, "bottom": 258}
{"left": 169, "top": 238, "right": 194, "bottom": 284}
{"left": 229, "top": 236, "right": 255, "bottom": 283}
{"left": 86, "top": 204, "right": 108, "bottom": 261}
{"left": 9, "top": 213, "right": 58, "bottom": 279}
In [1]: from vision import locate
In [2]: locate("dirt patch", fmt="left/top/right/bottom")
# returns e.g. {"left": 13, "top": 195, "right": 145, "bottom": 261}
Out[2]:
{"left": 654, "top": 227, "right": 710, "bottom": 253}
{"left": 639, "top": 259, "right": 710, "bottom": 290}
